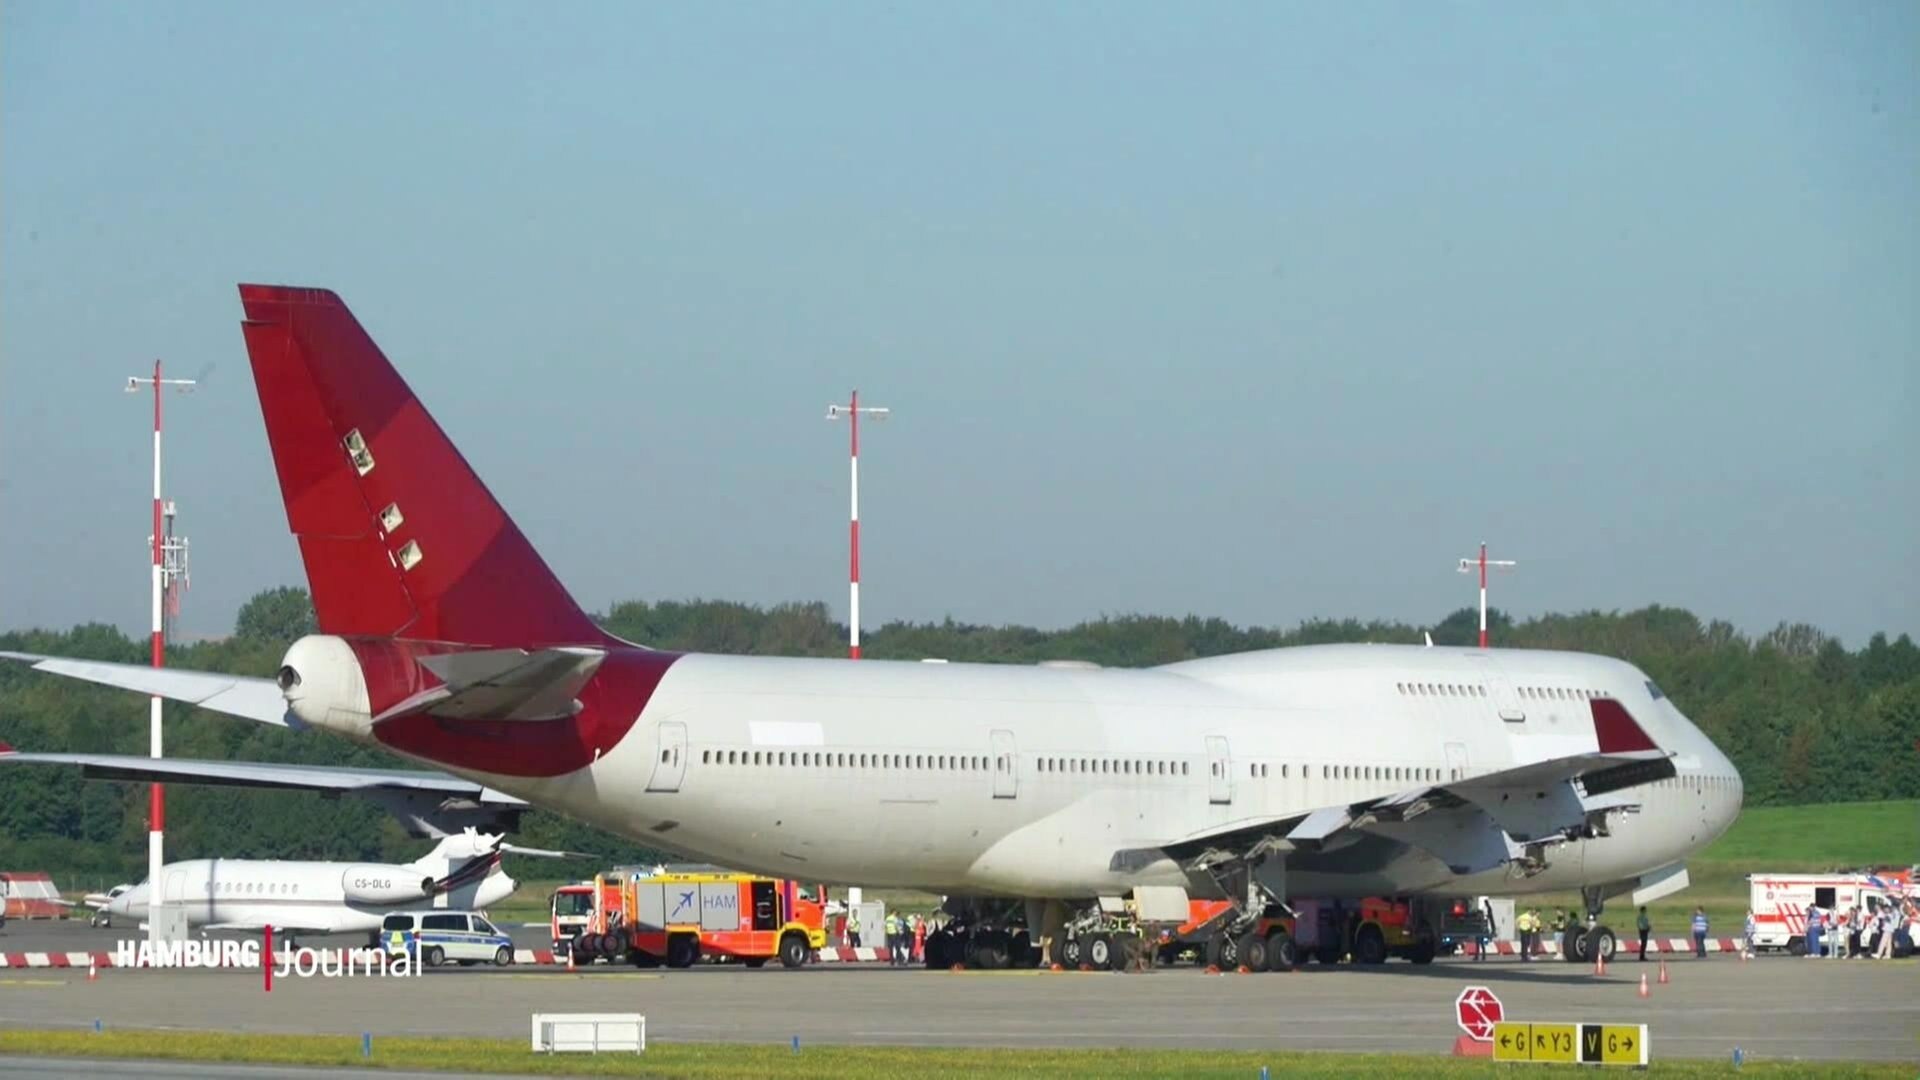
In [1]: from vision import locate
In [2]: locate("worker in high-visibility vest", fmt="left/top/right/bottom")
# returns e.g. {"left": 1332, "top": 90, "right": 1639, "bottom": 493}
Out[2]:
{"left": 846, "top": 913, "right": 862, "bottom": 948}
{"left": 884, "top": 911, "right": 902, "bottom": 966}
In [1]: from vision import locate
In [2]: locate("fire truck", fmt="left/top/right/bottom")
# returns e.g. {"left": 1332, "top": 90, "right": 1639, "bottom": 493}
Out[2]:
{"left": 560, "top": 869, "right": 828, "bottom": 968}
{"left": 1747, "top": 869, "right": 1917, "bottom": 956}
{"left": 549, "top": 882, "right": 595, "bottom": 954}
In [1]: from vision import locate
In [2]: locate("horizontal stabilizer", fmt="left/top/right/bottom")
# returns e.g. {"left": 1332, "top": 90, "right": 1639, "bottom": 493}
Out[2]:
{"left": 373, "top": 646, "right": 607, "bottom": 724}
{"left": 0, "top": 653, "right": 288, "bottom": 726}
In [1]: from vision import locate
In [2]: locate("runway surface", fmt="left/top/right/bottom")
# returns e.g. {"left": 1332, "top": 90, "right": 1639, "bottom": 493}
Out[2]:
{"left": 1, "top": 919, "right": 1913, "bottom": 1065}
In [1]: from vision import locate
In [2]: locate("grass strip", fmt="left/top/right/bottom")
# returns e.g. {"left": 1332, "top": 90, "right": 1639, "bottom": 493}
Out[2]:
{"left": 0, "top": 1029, "right": 1909, "bottom": 1078}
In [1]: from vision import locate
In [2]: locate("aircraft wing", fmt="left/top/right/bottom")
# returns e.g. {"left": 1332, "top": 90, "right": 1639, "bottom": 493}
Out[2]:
{"left": 1141, "top": 697, "right": 1676, "bottom": 880}
{"left": 0, "top": 745, "right": 527, "bottom": 806}
{"left": 0, "top": 652, "right": 287, "bottom": 726}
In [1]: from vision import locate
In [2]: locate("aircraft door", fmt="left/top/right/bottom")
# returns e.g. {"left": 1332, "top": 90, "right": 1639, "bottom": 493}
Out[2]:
{"left": 163, "top": 869, "right": 186, "bottom": 904}
{"left": 646, "top": 720, "right": 687, "bottom": 793}
{"left": 990, "top": 729, "right": 1018, "bottom": 799}
{"left": 1206, "top": 736, "right": 1233, "bottom": 804}
{"left": 1486, "top": 673, "right": 1526, "bottom": 722}
{"left": 1444, "top": 741, "right": 1470, "bottom": 782}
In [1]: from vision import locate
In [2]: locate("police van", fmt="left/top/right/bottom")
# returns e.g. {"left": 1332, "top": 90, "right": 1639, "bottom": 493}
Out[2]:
{"left": 381, "top": 910, "right": 516, "bottom": 967}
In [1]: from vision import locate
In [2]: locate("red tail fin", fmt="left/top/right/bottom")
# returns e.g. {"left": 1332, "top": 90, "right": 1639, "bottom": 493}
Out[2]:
{"left": 239, "top": 285, "right": 602, "bottom": 647}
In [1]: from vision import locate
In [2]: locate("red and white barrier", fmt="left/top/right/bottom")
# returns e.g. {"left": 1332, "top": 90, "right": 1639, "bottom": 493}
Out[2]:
{"left": 1461, "top": 937, "right": 1741, "bottom": 957}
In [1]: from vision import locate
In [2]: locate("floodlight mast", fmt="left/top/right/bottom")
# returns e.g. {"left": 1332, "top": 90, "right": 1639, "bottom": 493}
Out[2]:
{"left": 1455, "top": 542, "right": 1517, "bottom": 649}
{"left": 825, "top": 392, "right": 889, "bottom": 659}
{"left": 124, "top": 360, "right": 195, "bottom": 942}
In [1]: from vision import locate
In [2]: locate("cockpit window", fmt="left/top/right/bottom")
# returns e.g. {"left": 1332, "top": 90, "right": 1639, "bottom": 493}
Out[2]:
{"left": 1645, "top": 680, "right": 1665, "bottom": 700}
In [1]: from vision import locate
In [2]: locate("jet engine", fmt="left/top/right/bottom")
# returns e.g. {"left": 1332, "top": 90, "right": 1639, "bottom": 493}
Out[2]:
{"left": 340, "top": 866, "right": 434, "bottom": 906}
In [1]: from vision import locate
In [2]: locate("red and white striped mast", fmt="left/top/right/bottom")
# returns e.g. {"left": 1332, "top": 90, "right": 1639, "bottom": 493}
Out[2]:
{"left": 825, "top": 391, "right": 888, "bottom": 659}
{"left": 1456, "top": 541, "right": 1517, "bottom": 648}
{"left": 126, "top": 361, "right": 195, "bottom": 940}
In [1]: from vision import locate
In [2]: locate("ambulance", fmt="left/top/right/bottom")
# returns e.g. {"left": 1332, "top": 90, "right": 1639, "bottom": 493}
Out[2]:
{"left": 1746, "top": 869, "right": 1917, "bottom": 956}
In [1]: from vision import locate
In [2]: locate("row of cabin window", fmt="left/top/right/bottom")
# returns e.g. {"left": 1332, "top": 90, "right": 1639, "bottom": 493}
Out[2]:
{"left": 1653, "top": 775, "right": 1741, "bottom": 791}
{"left": 1037, "top": 757, "right": 1188, "bottom": 777}
{"left": 214, "top": 881, "right": 300, "bottom": 895}
{"left": 702, "top": 749, "right": 1006, "bottom": 771}
{"left": 1246, "top": 762, "right": 1445, "bottom": 782}
{"left": 1397, "top": 682, "right": 1488, "bottom": 698}
{"left": 1395, "top": 681, "right": 1611, "bottom": 703}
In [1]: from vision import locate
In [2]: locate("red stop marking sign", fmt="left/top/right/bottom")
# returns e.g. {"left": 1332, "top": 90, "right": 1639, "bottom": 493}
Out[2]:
{"left": 1455, "top": 985, "right": 1504, "bottom": 1042}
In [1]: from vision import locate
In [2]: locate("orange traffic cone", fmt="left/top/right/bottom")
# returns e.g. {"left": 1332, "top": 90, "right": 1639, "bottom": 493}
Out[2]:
{"left": 566, "top": 947, "right": 576, "bottom": 972}
{"left": 1637, "top": 972, "right": 1649, "bottom": 998}
{"left": 1657, "top": 959, "right": 1669, "bottom": 984}
{"left": 1594, "top": 949, "right": 1606, "bottom": 976}
{"left": 87, "top": 956, "right": 98, "bottom": 982}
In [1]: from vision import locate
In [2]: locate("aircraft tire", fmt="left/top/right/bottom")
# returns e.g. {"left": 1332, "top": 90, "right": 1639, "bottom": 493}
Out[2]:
{"left": 1267, "top": 931, "right": 1298, "bottom": 971}
{"left": 1239, "top": 932, "right": 1270, "bottom": 972}
{"left": 1062, "top": 935, "right": 1084, "bottom": 967}
{"left": 1586, "top": 926, "right": 1617, "bottom": 963}
{"left": 1561, "top": 928, "right": 1589, "bottom": 963}
{"left": 1087, "top": 933, "right": 1112, "bottom": 970}
{"left": 1206, "top": 932, "right": 1238, "bottom": 970}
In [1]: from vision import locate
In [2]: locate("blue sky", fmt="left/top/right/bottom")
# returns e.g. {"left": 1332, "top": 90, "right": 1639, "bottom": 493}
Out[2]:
{"left": 3, "top": 2, "right": 1914, "bottom": 646}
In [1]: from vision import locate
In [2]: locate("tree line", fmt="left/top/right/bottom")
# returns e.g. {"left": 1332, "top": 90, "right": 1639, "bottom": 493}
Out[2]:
{"left": 3, "top": 587, "right": 1916, "bottom": 883}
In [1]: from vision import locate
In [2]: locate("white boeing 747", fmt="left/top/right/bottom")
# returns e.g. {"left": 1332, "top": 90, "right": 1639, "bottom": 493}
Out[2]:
{"left": 5, "top": 285, "right": 1743, "bottom": 971}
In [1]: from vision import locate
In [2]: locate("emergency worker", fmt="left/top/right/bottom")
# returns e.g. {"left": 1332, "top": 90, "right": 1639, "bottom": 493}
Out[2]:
{"left": 884, "top": 911, "right": 902, "bottom": 965}
{"left": 1636, "top": 906, "right": 1651, "bottom": 962}
{"left": 1516, "top": 909, "right": 1536, "bottom": 961}
{"left": 847, "top": 912, "right": 861, "bottom": 949}
{"left": 1805, "top": 905, "right": 1824, "bottom": 959}
{"left": 1690, "top": 906, "right": 1709, "bottom": 958}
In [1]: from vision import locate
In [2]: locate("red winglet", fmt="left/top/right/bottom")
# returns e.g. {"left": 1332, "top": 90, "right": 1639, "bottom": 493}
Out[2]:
{"left": 1592, "top": 698, "right": 1658, "bottom": 754}
{"left": 0, "top": 741, "right": 14, "bottom": 754}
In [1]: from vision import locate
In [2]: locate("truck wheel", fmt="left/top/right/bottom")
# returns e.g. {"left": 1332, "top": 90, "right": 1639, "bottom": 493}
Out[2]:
{"left": 666, "top": 934, "right": 699, "bottom": 968}
{"left": 1239, "top": 932, "right": 1270, "bottom": 972}
{"left": 424, "top": 946, "right": 446, "bottom": 968}
{"left": 1407, "top": 936, "right": 1437, "bottom": 965}
{"left": 494, "top": 946, "right": 513, "bottom": 967}
{"left": 1353, "top": 926, "right": 1387, "bottom": 965}
{"left": 1786, "top": 936, "right": 1806, "bottom": 957}
{"left": 779, "top": 933, "right": 808, "bottom": 968}
{"left": 1267, "top": 931, "right": 1298, "bottom": 971}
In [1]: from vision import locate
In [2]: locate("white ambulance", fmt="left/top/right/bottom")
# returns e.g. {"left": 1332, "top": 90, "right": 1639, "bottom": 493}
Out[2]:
{"left": 1746, "top": 870, "right": 1916, "bottom": 956}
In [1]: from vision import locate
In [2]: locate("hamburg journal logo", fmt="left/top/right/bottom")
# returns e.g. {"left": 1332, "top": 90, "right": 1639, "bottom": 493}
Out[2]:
{"left": 114, "top": 937, "right": 424, "bottom": 990}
